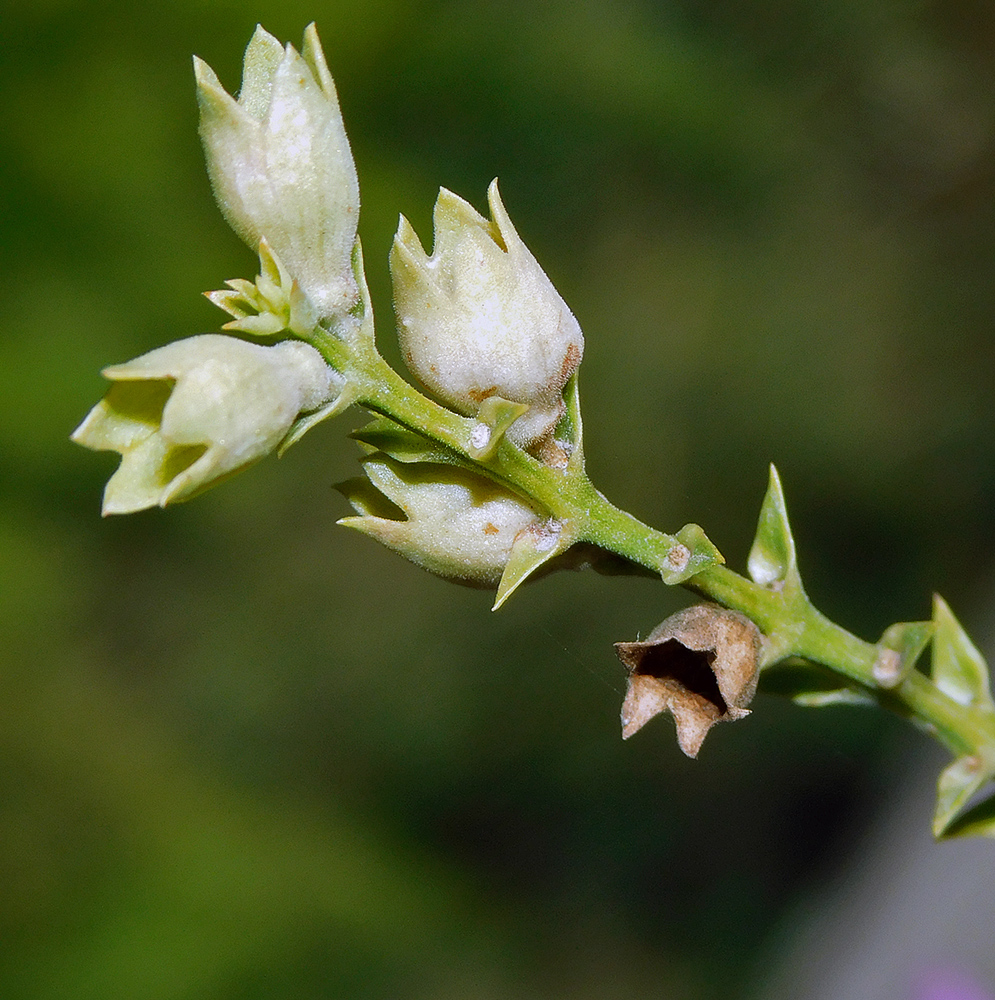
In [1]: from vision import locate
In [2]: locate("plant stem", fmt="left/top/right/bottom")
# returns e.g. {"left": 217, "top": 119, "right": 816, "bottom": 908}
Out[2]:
{"left": 314, "top": 332, "right": 995, "bottom": 767}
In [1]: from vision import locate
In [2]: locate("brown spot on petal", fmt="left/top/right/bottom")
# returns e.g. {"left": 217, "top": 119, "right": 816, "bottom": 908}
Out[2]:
{"left": 482, "top": 522, "right": 500, "bottom": 535}
{"left": 615, "top": 605, "right": 762, "bottom": 758}
{"left": 559, "top": 341, "right": 581, "bottom": 383}
{"left": 467, "top": 385, "right": 499, "bottom": 404}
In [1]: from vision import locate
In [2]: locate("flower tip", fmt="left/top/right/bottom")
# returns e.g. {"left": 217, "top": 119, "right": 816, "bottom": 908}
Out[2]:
{"left": 301, "top": 22, "right": 337, "bottom": 98}
{"left": 392, "top": 214, "right": 423, "bottom": 254}
{"left": 485, "top": 177, "right": 504, "bottom": 217}
{"left": 485, "top": 179, "right": 522, "bottom": 253}
{"left": 247, "top": 23, "right": 282, "bottom": 53}
{"left": 390, "top": 225, "right": 432, "bottom": 287}
{"left": 433, "top": 187, "right": 487, "bottom": 241}
{"left": 192, "top": 55, "right": 225, "bottom": 94}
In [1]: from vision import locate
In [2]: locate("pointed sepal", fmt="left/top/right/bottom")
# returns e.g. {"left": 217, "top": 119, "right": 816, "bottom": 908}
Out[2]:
{"left": 493, "top": 518, "right": 575, "bottom": 609}
{"left": 933, "top": 755, "right": 992, "bottom": 839}
{"left": 931, "top": 595, "right": 994, "bottom": 709}
{"left": 748, "top": 464, "right": 799, "bottom": 589}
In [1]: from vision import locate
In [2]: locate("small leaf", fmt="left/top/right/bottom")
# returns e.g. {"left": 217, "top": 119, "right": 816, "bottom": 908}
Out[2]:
{"left": 747, "top": 464, "right": 798, "bottom": 588}
{"left": 933, "top": 755, "right": 990, "bottom": 838}
{"left": 468, "top": 396, "right": 530, "bottom": 460}
{"left": 344, "top": 238, "right": 376, "bottom": 345}
{"left": 759, "top": 660, "right": 876, "bottom": 707}
{"left": 931, "top": 595, "right": 994, "bottom": 709}
{"left": 659, "top": 523, "right": 724, "bottom": 586}
{"left": 554, "top": 372, "right": 584, "bottom": 469}
{"left": 941, "top": 787, "right": 995, "bottom": 839}
{"left": 794, "top": 688, "right": 876, "bottom": 708}
{"left": 873, "top": 621, "right": 934, "bottom": 689}
{"left": 278, "top": 384, "right": 357, "bottom": 455}
{"left": 351, "top": 416, "right": 468, "bottom": 466}
{"left": 493, "top": 519, "right": 575, "bottom": 609}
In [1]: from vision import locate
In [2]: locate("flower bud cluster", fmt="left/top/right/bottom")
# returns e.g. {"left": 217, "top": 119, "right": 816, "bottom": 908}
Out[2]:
{"left": 77, "top": 26, "right": 584, "bottom": 593}
{"left": 72, "top": 335, "right": 342, "bottom": 515}
{"left": 391, "top": 181, "right": 583, "bottom": 453}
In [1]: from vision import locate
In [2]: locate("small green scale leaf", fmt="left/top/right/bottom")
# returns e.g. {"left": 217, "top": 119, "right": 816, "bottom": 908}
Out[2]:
{"left": 468, "top": 396, "right": 530, "bottom": 460}
{"left": 279, "top": 384, "right": 357, "bottom": 455}
{"left": 554, "top": 372, "right": 584, "bottom": 470}
{"left": 931, "top": 595, "right": 994, "bottom": 709}
{"left": 873, "top": 621, "right": 934, "bottom": 689}
{"left": 933, "top": 755, "right": 991, "bottom": 838}
{"left": 759, "top": 660, "right": 875, "bottom": 707}
{"left": 747, "top": 464, "right": 799, "bottom": 588}
{"left": 660, "top": 523, "right": 724, "bottom": 585}
{"left": 351, "top": 416, "right": 468, "bottom": 466}
{"left": 795, "top": 689, "right": 876, "bottom": 708}
{"left": 941, "top": 787, "right": 995, "bottom": 839}
{"left": 493, "top": 519, "right": 575, "bottom": 610}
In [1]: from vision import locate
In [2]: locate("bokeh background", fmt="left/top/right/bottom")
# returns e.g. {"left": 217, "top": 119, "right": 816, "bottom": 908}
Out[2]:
{"left": 3, "top": 0, "right": 995, "bottom": 996}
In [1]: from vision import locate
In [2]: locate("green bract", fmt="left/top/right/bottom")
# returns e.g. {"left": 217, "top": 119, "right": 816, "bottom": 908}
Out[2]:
{"left": 390, "top": 180, "right": 584, "bottom": 453}
{"left": 72, "top": 335, "right": 341, "bottom": 515}
{"left": 195, "top": 24, "right": 360, "bottom": 323}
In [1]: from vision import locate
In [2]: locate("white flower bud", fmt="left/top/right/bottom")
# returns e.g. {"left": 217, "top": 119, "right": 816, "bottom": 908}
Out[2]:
{"left": 390, "top": 180, "right": 584, "bottom": 449}
{"left": 194, "top": 24, "right": 360, "bottom": 321}
{"left": 72, "top": 335, "right": 341, "bottom": 515}
{"left": 338, "top": 457, "right": 540, "bottom": 586}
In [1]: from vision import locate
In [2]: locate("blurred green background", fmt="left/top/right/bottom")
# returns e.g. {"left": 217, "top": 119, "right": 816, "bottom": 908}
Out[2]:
{"left": 3, "top": 0, "right": 995, "bottom": 996}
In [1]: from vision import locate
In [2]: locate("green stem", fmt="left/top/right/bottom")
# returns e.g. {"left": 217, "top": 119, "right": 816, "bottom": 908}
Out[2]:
{"left": 310, "top": 330, "right": 995, "bottom": 768}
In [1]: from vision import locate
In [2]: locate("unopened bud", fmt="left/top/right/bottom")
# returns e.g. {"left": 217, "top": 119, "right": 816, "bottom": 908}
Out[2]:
{"left": 615, "top": 605, "right": 763, "bottom": 757}
{"left": 390, "top": 180, "right": 583, "bottom": 451}
{"left": 338, "top": 456, "right": 541, "bottom": 586}
{"left": 195, "top": 24, "right": 360, "bottom": 322}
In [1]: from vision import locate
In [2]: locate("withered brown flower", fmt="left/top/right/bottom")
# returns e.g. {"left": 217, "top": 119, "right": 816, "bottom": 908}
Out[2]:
{"left": 614, "top": 605, "right": 763, "bottom": 757}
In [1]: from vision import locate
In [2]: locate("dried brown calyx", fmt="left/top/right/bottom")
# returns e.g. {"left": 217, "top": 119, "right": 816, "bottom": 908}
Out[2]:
{"left": 614, "top": 604, "right": 763, "bottom": 758}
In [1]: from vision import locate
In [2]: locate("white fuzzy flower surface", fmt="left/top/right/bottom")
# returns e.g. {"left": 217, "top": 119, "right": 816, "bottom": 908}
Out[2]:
{"left": 72, "top": 335, "right": 340, "bottom": 515}
{"left": 391, "top": 180, "right": 583, "bottom": 449}
{"left": 195, "top": 24, "right": 360, "bottom": 321}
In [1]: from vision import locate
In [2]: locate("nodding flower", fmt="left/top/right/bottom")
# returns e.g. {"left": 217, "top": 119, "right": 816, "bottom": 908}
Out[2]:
{"left": 72, "top": 334, "right": 342, "bottom": 515}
